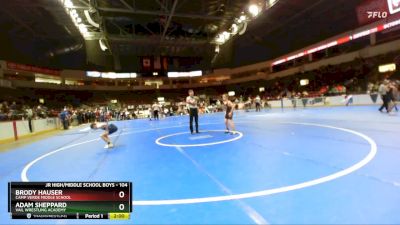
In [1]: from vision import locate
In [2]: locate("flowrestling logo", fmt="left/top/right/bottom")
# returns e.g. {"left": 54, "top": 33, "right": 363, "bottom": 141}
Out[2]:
{"left": 388, "top": 0, "right": 400, "bottom": 14}
{"left": 367, "top": 11, "right": 388, "bottom": 18}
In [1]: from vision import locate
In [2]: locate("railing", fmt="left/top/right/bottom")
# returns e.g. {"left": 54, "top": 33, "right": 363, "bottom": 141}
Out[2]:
{"left": 266, "top": 93, "right": 383, "bottom": 108}
{"left": 0, "top": 118, "right": 60, "bottom": 142}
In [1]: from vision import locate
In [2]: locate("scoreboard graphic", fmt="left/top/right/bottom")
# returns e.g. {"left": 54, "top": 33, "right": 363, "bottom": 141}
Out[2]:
{"left": 8, "top": 182, "right": 132, "bottom": 220}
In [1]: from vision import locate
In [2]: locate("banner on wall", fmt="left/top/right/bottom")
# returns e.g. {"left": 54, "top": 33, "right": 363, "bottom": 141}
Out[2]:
{"left": 6, "top": 62, "right": 60, "bottom": 76}
{"left": 162, "top": 57, "right": 168, "bottom": 71}
{"left": 141, "top": 57, "right": 152, "bottom": 71}
{"left": 153, "top": 56, "right": 161, "bottom": 70}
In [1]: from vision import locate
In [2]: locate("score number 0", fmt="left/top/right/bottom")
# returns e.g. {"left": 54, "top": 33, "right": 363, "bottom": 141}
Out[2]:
{"left": 118, "top": 191, "right": 125, "bottom": 211}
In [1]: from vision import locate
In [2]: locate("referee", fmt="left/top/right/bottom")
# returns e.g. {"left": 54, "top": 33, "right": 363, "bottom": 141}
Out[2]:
{"left": 186, "top": 89, "right": 199, "bottom": 134}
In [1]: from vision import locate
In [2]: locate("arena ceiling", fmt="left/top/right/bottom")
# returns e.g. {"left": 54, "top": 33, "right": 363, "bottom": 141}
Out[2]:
{"left": 0, "top": 0, "right": 363, "bottom": 71}
{"left": 228, "top": 0, "right": 363, "bottom": 67}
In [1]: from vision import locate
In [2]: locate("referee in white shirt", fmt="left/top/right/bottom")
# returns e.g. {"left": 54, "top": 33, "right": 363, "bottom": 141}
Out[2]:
{"left": 186, "top": 89, "right": 199, "bottom": 134}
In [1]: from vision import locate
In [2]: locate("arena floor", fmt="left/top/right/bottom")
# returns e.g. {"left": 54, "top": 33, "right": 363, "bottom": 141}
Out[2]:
{"left": 1, "top": 105, "right": 399, "bottom": 224}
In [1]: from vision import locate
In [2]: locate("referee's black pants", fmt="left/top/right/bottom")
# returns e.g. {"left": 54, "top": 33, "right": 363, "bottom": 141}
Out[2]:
{"left": 189, "top": 108, "right": 199, "bottom": 133}
{"left": 153, "top": 110, "right": 159, "bottom": 120}
{"left": 379, "top": 94, "right": 389, "bottom": 112}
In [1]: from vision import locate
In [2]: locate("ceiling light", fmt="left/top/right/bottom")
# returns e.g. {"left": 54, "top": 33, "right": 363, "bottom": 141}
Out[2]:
{"left": 222, "top": 31, "right": 230, "bottom": 40}
{"left": 79, "top": 24, "right": 88, "bottom": 33}
{"left": 64, "top": 0, "right": 73, "bottom": 8}
{"left": 248, "top": 4, "right": 260, "bottom": 17}
{"left": 231, "top": 24, "right": 238, "bottom": 34}
{"left": 215, "top": 45, "right": 220, "bottom": 53}
{"left": 215, "top": 34, "right": 225, "bottom": 44}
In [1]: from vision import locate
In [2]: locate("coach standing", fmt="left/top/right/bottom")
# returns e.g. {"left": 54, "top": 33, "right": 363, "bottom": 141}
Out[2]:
{"left": 186, "top": 89, "right": 199, "bottom": 134}
{"left": 60, "top": 108, "right": 70, "bottom": 130}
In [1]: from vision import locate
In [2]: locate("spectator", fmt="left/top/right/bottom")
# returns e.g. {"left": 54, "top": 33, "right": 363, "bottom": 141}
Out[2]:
{"left": 378, "top": 80, "right": 389, "bottom": 113}
{"left": 255, "top": 95, "right": 261, "bottom": 112}
{"left": 25, "top": 107, "right": 33, "bottom": 133}
{"left": 60, "top": 109, "right": 70, "bottom": 130}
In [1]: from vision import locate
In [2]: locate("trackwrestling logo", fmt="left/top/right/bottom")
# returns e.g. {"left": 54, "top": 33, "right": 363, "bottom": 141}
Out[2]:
{"left": 388, "top": 0, "right": 400, "bottom": 14}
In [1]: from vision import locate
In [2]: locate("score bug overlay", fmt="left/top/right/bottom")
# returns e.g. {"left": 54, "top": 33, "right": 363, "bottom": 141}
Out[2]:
{"left": 8, "top": 182, "right": 132, "bottom": 220}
